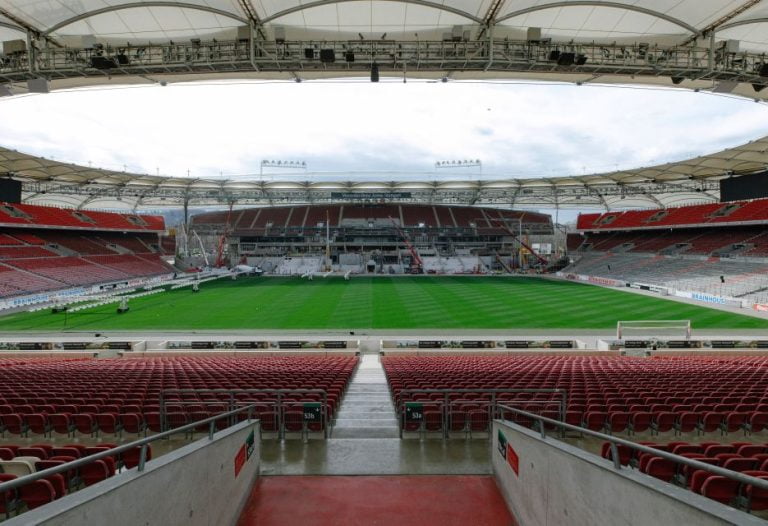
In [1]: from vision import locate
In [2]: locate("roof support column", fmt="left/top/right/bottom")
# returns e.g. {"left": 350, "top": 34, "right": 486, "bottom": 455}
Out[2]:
{"left": 183, "top": 196, "right": 190, "bottom": 238}
{"left": 708, "top": 30, "right": 716, "bottom": 71}
{"left": 26, "top": 31, "right": 36, "bottom": 74}
{"left": 485, "top": 22, "right": 495, "bottom": 70}
{"left": 248, "top": 21, "right": 259, "bottom": 71}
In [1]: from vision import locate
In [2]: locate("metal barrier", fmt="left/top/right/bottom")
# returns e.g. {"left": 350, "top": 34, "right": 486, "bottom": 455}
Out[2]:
{"left": 160, "top": 388, "right": 330, "bottom": 439}
{"left": 395, "top": 389, "right": 567, "bottom": 439}
{"left": 0, "top": 405, "right": 258, "bottom": 504}
{"left": 495, "top": 404, "right": 768, "bottom": 503}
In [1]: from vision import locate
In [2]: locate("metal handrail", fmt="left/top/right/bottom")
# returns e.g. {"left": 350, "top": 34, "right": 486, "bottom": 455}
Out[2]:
{"left": 396, "top": 389, "right": 567, "bottom": 439}
{"left": 160, "top": 388, "right": 330, "bottom": 439}
{"left": 496, "top": 404, "right": 768, "bottom": 491}
{"left": 0, "top": 405, "right": 257, "bottom": 494}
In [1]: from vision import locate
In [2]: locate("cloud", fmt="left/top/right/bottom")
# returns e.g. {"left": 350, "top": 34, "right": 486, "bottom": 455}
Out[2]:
{"left": 0, "top": 79, "right": 766, "bottom": 182}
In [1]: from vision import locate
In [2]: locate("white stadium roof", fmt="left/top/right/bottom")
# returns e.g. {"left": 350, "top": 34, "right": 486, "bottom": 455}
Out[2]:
{"left": 0, "top": 1, "right": 766, "bottom": 50}
{"left": 1, "top": 1, "right": 768, "bottom": 210}
{"left": 3, "top": 135, "right": 765, "bottom": 211}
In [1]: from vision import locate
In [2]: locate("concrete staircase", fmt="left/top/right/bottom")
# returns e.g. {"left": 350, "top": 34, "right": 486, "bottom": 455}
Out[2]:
{"left": 332, "top": 354, "right": 399, "bottom": 439}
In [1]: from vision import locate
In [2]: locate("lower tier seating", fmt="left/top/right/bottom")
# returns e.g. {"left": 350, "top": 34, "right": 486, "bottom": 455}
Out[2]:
{"left": 565, "top": 252, "right": 768, "bottom": 304}
{"left": 384, "top": 356, "right": 768, "bottom": 437}
{"left": 601, "top": 440, "right": 768, "bottom": 512}
{"left": 0, "top": 356, "right": 357, "bottom": 439}
{"left": 0, "top": 441, "right": 149, "bottom": 518}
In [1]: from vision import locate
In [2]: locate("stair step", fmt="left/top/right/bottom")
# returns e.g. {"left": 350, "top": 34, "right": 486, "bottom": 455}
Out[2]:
{"left": 332, "top": 427, "right": 401, "bottom": 439}
{"left": 334, "top": 419, "right": 399, "bottom": 428}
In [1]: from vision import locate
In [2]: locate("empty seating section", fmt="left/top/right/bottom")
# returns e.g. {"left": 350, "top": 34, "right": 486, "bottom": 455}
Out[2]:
{"left": 85, "top": 254, "right": 172, "bottom": 277}
{"left": 95, "top": 234, "right": 152, "bottom": 253}
{"left": 286, "top": 206, "right": 308, "bottom": 227}
{"left": 340, "top": 205, "right": 398, "bottom": 222}
{"left": 401, "top": 206, "right": 435, "bottom": 227}
{"left": 0, "top": 356, "right": 356, "bottom": 440}
{"left": 566, "top": 252, "right": 768, "bottom": 303}
{"left": 304, "top": 207, "right": 336, "bottom": 228}
{"left": 0, "top": 246, "right": 55, "bottom": 259}
{"left": 159, "top": 235, "right": 176, "bottom": 255}
{"left": 7, "top": 257, "right": 128, "bottom": 286}
{"left": 451, "top": 207, "right": 489, "bottom": 228}
{"left": 0, "top": 226, "right": 172, "bottom": 298}
{"left": 0, "top": 202, "right": 164, "bottom": 232}
{"left": 197, "top": 205, "right": 551, "bottom": 232}
{"left": 433, "top": 206, "right": 456, "bottom": 228}
{"left": 579, "top": 199, "right": 768, "bottom": 231}
{"left": 566, "top": 233, "right": 585, "bottom": 251}
{"left": 34, "top": 232, "right": 115, "bottom": 255}
{"left": 0, "top": 264, "right": 58, "bottom": 296}
{"left": 383, "top": 356, "right": 768, "bottom": 437}
{"left": 601, "top": 440, "right": 768, "bottom": 512}
{"left": 8, "top": 232, "right": 46, "bottom": 245}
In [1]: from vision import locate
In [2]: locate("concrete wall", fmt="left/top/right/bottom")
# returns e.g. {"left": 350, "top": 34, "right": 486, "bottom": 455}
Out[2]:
{"left": 9, "top": 421, "right": 260, "bottom": 526}
{"left": 492, "top": 420, "right": 764, "bottom": 526}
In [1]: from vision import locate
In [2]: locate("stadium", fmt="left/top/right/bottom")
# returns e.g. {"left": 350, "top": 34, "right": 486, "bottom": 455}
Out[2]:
{"left": 4, "top": 1, "right": 768, "bottom": 525}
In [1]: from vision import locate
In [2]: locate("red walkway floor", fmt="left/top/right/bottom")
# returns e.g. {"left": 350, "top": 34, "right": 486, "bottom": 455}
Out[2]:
{"left": 237, "top": 475, "right": 516, "bottom": 526}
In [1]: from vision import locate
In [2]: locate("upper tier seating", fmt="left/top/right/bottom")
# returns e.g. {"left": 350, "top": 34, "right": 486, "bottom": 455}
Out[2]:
{"left": 577, "top": 199, "right": 768, "bottom": 231}
{"left": 433, "top": 206, "right": 456, "bottom": 228}
{"left": 0, "top": 203, "right": 164, "bottom": 232}
{"left": 579, "top": 226, "right": 768, "bottom": 257}
{"left": 198, "top": 205, "right": 551, "bottom": 231}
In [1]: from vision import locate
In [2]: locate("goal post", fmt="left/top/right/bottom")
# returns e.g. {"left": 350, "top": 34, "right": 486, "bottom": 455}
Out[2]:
{"left": 617, "top": 320, "right": 692, "bottom": 340}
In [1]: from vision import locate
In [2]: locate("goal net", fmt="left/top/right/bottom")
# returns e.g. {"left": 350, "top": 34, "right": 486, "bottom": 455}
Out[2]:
{"left": 616, "top": 320, "right": 692, "bottom": 340}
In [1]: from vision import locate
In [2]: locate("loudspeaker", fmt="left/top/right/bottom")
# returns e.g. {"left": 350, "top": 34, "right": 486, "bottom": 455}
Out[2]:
{"left": 557, "top": 52, "right": 575, "bottom": 66}
{"left": 115, "top": 54, "right": 130, "bottom": 65}
{"left": 90, "top": 56, "right": 117, "bottom": 69}
{"left": 319, "top": 49, "right": 335, "bottom": 63}
{"left": 345, "top": 51, "right": 355, "bottom": 62}
{"left": 548, "top": 50, "right": 560, "bottom": 61}
{"left": 760, "top": 63, "right": 768, "bottom": 77}
{"left": 370, "top": 64, "right": 379, "bottom": 83}
{"left": 720, "top": 275, "right": 725, "bottom": 284}
{"left": 304, "top": 48, "right": 314, "bottom": 59}
{"left": 0, "top": 179, "right": 21, "bottom": 203}
{"left": 526, "top": 27, "right": 542, "bottom": 42}
{"left": 575, "top": 54, "right": 587, "bottom": 65}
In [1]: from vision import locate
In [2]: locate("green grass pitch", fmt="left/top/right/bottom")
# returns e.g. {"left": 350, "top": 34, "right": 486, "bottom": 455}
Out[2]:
{"left": 1, "top": 276, "right": 767, "bottom": 331}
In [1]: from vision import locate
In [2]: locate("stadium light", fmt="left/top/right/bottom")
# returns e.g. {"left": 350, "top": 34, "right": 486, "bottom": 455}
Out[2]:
{"left": 260, "top": 160, "right": 307, "bottom": 175}
{"left": 435, "top": 159, "right": 482, "bottom": 171}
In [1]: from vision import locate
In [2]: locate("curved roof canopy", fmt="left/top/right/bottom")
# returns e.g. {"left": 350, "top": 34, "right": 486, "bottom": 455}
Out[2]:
{"left": 1, "top": 1, "right": 768, "bottom": 212}
{"left": 3, "top": 136, "right": 766, "bottom": 211}
{"left": 0, "top": 1, "right": 766, "bottom": 50}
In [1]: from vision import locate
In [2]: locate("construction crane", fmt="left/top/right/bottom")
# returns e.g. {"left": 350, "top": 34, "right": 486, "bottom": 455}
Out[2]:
{"left": 190, "top": 230, "right": 210, "bottom": 267}
{"left": 215, "top": 203, "right": 235, "bottom": 268}
{"left": 389, "top": 216, "right": 423, "bottom": 274}
{"left": 492, "top": 219, "right": 549, "bottom": 267}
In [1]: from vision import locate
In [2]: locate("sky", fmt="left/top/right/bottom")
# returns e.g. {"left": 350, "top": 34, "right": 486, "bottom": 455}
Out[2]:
{"left": 1, "top": 78, "right": 767, "bottom": 185}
